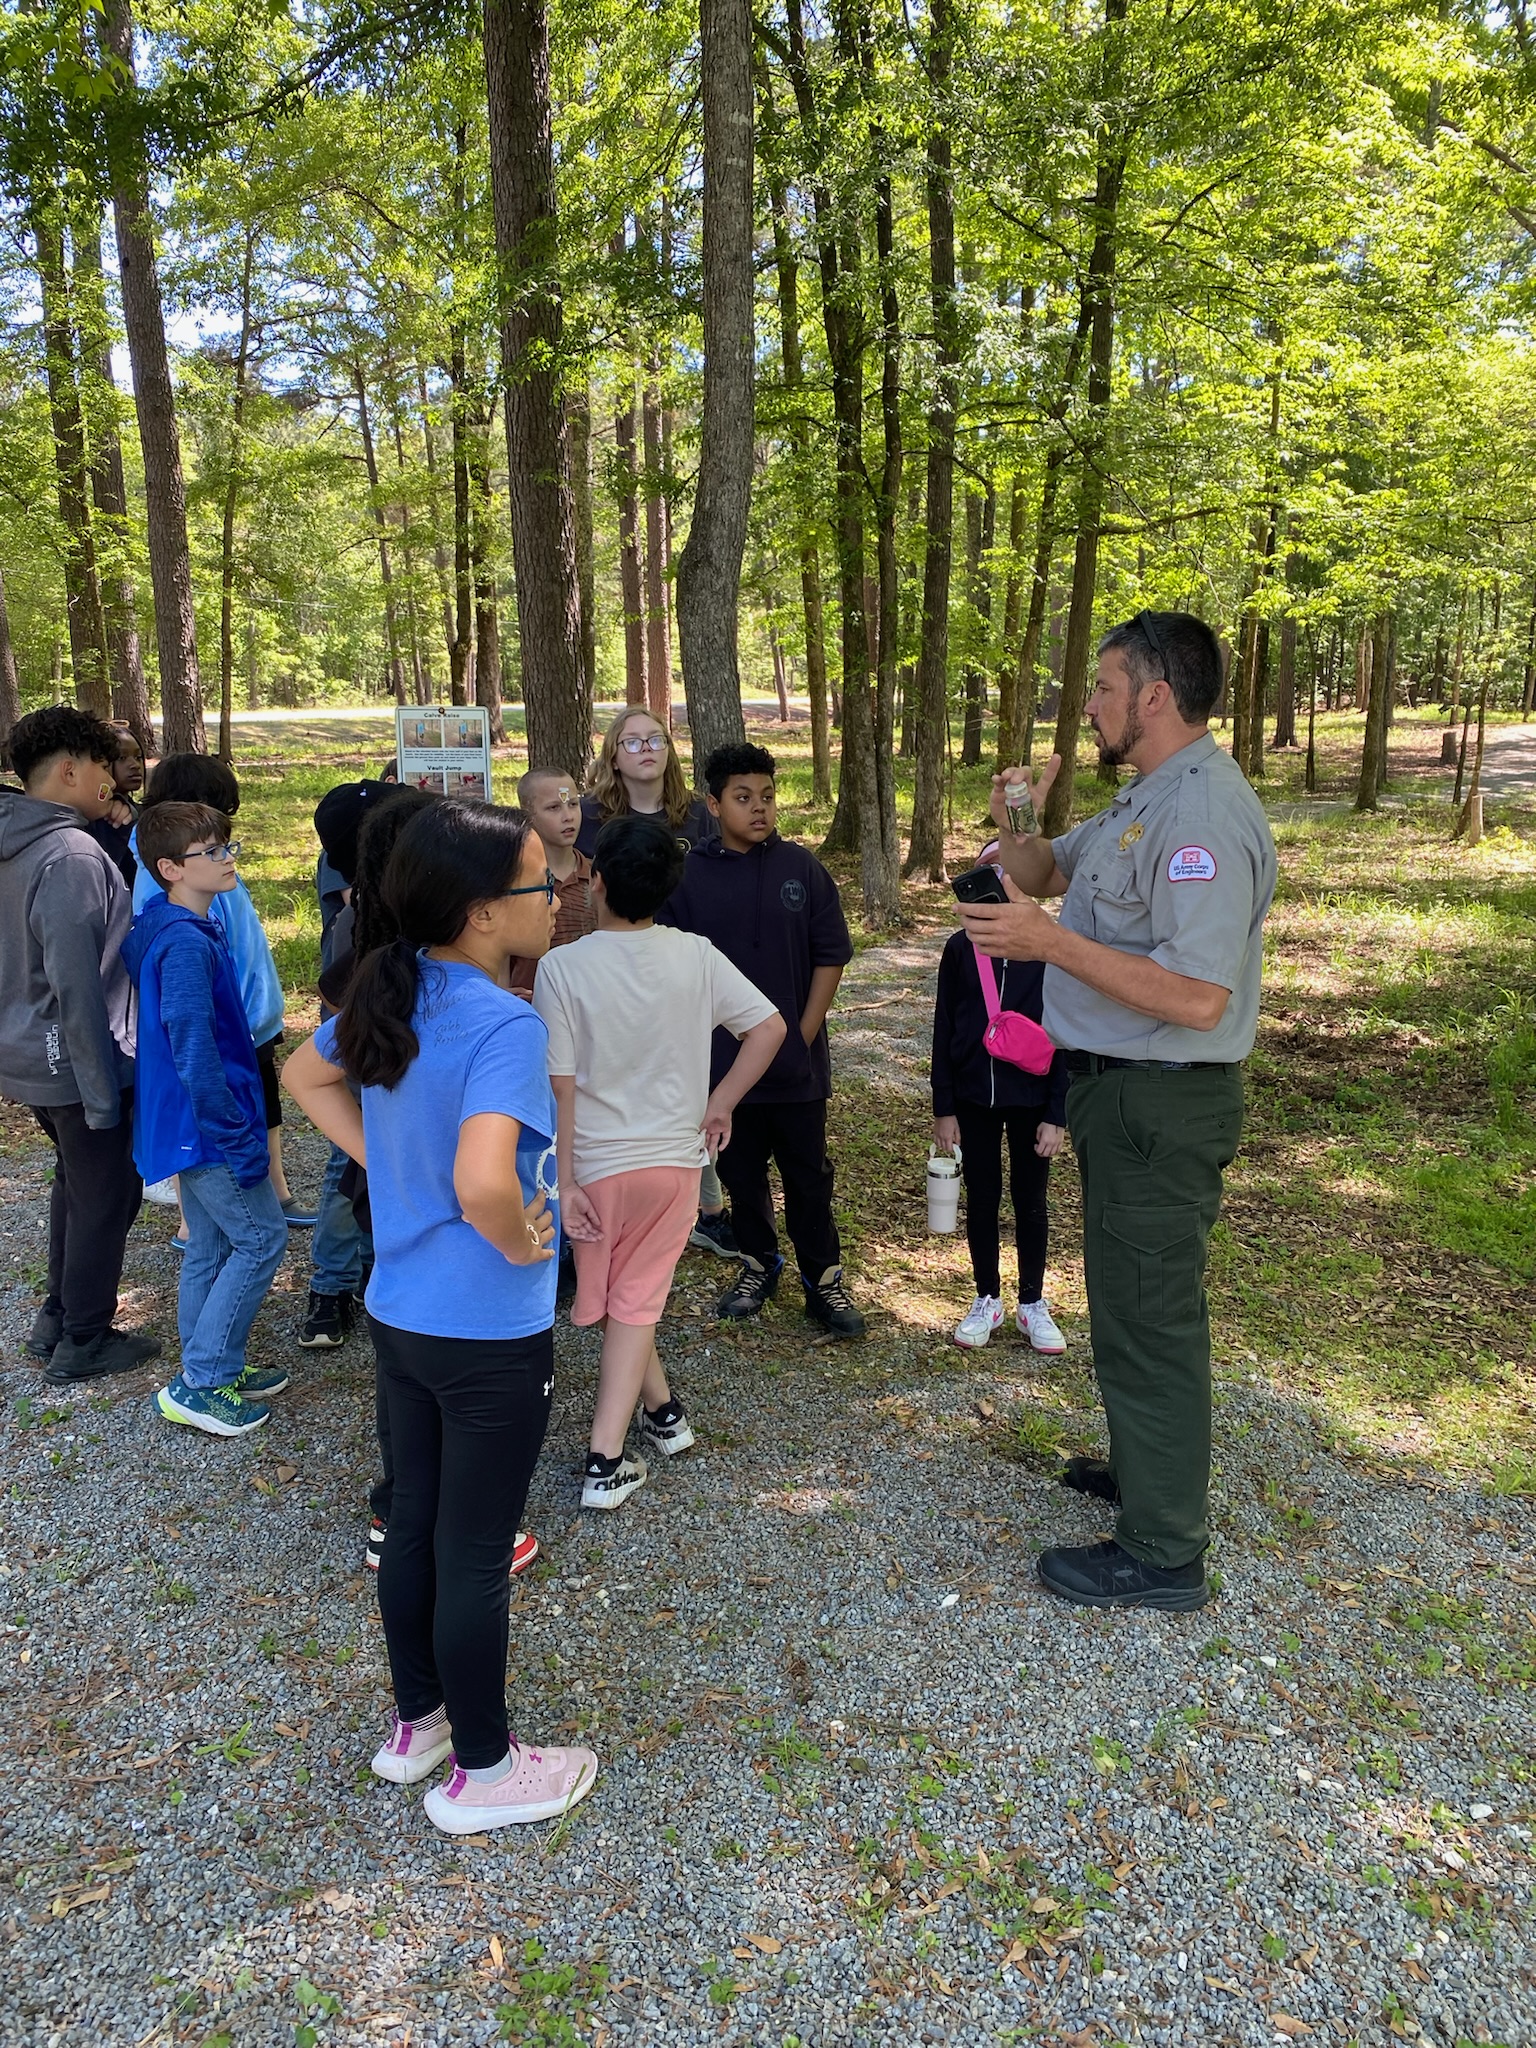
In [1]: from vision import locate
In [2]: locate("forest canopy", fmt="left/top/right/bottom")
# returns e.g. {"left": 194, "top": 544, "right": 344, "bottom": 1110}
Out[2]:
{"left": 1, "top": 0, "right": 1534, "bottom": 905}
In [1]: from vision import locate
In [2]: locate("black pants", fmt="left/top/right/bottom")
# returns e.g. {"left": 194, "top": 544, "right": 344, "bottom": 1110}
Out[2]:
{"left": 32, "top": 1094, "right": 142, "bottom": 1341}
{"left": 369, "top": 1315, "right": 553, "bottom": 1768}
{"left": 715, "top": 1098, "right": 840, "bottom": 1278}
{"left": 954, "top": 1102, "right": 1052, "bottom": 1304}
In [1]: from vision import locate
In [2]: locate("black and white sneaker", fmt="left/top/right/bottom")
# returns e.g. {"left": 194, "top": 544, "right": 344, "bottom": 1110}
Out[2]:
{"left": 802, "top": 1265, "right": 866, "bottom": 1338}
{"left": 635, "top": 1399, "right": 696, "bottom": 1457}
{"left": 688, "top": 1210, "right": 739, "bottom": 1258}
{"left": 580, "top": 1452, "right": 648, "bottom": 1511}
{"left": 299, "top": 1290, "right": 352, "bottom": 1349}
{"left": 716, "top": 1255, "right": 783, "bottom": 1322}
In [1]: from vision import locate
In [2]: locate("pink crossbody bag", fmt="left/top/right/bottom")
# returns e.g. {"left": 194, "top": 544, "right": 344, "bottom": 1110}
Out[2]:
{"left": 972, "top": 943, "right": 1055, "bottom": 1075}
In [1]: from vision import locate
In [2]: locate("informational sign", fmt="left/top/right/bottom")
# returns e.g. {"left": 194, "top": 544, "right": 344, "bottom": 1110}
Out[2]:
{"left": 395, "top": 704, "right": 491, "bottom": 802}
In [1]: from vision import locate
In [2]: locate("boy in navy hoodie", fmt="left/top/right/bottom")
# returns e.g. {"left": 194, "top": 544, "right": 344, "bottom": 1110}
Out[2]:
{"left": 659, "top": 744, "right": 864, "bottom": 1337}
{"left": 123, "top": 803, "right": 288, "bottom": 1438}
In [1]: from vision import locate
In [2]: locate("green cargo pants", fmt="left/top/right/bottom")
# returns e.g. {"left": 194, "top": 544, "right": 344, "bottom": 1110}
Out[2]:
{"left": 1066, "top": 1061, "right": 1244, "bottom": 1569}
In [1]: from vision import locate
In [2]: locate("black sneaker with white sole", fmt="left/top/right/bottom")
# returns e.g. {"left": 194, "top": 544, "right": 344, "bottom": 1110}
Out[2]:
{"left": 300, "top": 1290, "right": 354, "bottom": 1348}
{"left": 635, "top": 1399, "right": 696, "bottom": 1457}
{"left": 716, "top": 1255, "right": 783, "bottom": 1322}
{"left": 801, "top": 1265, "right": 866, "bottom": 1338}
{"left": 688, "top": 1210, "right": 739, "bottom": 1258}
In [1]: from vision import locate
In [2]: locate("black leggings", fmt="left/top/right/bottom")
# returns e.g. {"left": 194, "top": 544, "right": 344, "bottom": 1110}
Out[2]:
{"left": 368, "top": 1315, "right": 553, "bottom": 1769}
{"left": 955, "top": 1102, "right": 1053, "bottom": 1303}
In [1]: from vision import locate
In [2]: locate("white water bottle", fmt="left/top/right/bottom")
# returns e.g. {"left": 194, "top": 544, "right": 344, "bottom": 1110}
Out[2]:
{"left": 926, "top": 1145, "right": 962, "bottom": 1233}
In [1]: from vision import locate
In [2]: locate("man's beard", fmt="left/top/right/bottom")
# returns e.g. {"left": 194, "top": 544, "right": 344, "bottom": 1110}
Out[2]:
{"left": 1092, "top": 694, "right": 1144, "bottom": 768}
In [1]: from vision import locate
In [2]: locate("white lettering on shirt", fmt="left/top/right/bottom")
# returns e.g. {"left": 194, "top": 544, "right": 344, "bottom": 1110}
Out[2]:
{"left": 1167, "top": 845, "right": 1217, "bottom": 882}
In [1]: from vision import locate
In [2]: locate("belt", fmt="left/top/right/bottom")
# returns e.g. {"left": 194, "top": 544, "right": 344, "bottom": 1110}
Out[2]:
{"left": 1065, "top": 1052, "right": 1231, "bottom": 1075}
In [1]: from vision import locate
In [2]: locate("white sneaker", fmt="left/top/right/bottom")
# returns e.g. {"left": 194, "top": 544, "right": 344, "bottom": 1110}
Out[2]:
{"left": 580, "top": 1453, "right": 648, "bottom": 1511}
{"left": 1016, "top": 1298, "right": 1066, "bottom": 1354}
{"left": 424, "top": 1738, "right": 598, "bottom": 1834}
{"left": 142, "top": 1176, "right": 180, "bottom": 1208}
{"left": 635, "top": 1401, "right": 695, "bottom": 1457}
{"left": 954, "top": 1295, "right": 1005, "bottom": 1349}
{"left": 370, "top": 1710, "right": 454, "bottom": 1785}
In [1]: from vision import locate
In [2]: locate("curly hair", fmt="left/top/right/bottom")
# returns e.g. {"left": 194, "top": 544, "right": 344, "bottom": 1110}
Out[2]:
{"left": 8, "top": 706, "right": 120, "bottom": 784}
{"left": 585, "top": 705, "right": 693, "bottom": 829}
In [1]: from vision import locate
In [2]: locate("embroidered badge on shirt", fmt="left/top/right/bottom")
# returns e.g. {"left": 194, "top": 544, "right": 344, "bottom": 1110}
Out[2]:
{"left": 1167, "top": 845, "right": 1217, "bottom": 882}
{"left": 1118, "top": 821, "right": 1144, "bottom": 852}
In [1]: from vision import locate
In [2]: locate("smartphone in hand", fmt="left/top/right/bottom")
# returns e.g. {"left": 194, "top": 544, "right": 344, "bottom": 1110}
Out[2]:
{"left": 951, "top": 866, "right": 1009, "bottom": 906}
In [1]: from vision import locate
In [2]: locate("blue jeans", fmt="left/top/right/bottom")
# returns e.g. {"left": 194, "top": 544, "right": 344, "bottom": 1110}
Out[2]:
{"left": 178, "top": 1165, "right": 288, "bottom": 1388}
{"left": 309, "top": 1142, "right": 371, "bottom": 1297}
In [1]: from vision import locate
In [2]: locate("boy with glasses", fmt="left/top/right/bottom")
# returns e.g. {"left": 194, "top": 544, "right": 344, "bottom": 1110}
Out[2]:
{"left": 124, "top": 803, "right": 289, "bottom": 1437}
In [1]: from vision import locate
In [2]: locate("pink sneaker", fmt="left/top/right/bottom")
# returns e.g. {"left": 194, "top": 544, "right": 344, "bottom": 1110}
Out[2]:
{"left": 424, "top": 1738, "right": 598, "bottom": 1835}
{"left": 370, "top": 1711, "right": 455, "bottom": 1786}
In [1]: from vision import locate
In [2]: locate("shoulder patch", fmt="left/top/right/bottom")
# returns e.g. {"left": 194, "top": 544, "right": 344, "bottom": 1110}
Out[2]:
{"left": 1167, "top": 845, "right": 1217, "bottom": 883}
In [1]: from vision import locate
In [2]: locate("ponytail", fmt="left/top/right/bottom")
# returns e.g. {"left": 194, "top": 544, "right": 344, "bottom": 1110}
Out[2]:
{"left": 329, "top": 799, "right": 532, "bottom": 1091}
{"left": 335, "top": 938, "right": 421, "bottom": 1090}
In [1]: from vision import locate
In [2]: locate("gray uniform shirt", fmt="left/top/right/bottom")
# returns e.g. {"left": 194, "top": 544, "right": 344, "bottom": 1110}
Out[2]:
{"left": 1044, "top": 732, "right": 1277, "bottom": 1062}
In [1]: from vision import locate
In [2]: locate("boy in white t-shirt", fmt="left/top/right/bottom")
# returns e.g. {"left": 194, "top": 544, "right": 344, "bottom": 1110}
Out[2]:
{"left": 533, "top": 814, "right": 786, "bottom": 1509}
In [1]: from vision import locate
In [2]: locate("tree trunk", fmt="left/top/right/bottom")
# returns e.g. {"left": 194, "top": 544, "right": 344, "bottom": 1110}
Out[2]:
{"left": 960, "top": 476, "right": 994, "bottom": 768}
{"left": 569, "top": 382, "right": 597, "bottom": 709}
{"left": 483, "top": 0, "right": 590, "bottom": 771}
{"left": 0, "top": 563, "right": 21, "bottom": 750}
{"left": 1041, "top": 0, "right": 1126, "bottom": 840}
{"left": 642, "top": 371, "right": 673, "bottom": 726}
{"left": 447, "top": 341, "right": 475, "bottom": 708}
{"left": 469, "top": 409, "right": 507, "bottom": 741}
{"left": 100, "top": 0, "right": 204, "bottom": 751}
{"left": 77, "top": 221, "right": 152, "bottom": 748}
{"left": 760, "top": 74, "right": 830, "bottom": 796}
{"left": 31, "top": 200, "right": 111, "bottom": 719}
{"left": 392, "top": 404, "right": 431, "bottom": 705}
{"left": 355, "top": 362, "right": 408, "bottom": 705}
{"left": 869, "top": 134, "right": 902, "bottom": 909}
{"left": 616, "top": 371, "right": 647, "bottom": 706}
{"left": 905, "top": 0, "right": 960, "bottom": 879}
{"left": 1304, "top": 628, "right": 1318, "bottom": 792}
{"left": 417, "top": 363, "right": 457, "bottom": 666}
{"left": 995, "top": 459, "right": 1028, "bottom": 764}
{"left": 1354, "top": 610, "right": 1391, "bottom": 812}
{"left": 769, "top": 617, "right": 790, "bottom": 720}
{"left": 1457, "top": 664, "right": 1492, "bottom": 837}
{"left": 675, "top": 0, "right": 754, "bottom": 775}
{"left": 216, "top": 231, "right": 255, "bottom": 760}
{"left": 1523, "top": 580, "right": 1536, "bottom": 718}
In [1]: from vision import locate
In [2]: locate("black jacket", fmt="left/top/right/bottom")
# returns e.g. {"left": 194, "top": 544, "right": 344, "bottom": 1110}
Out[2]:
{"left": 576, "top": 793, "right": 716, "bottom": 861}
{"left": 930, "top": 927, "right": 1069, "bottom": 1123}
{"left": 658, "top": 832, "right": 853, "bottom": 1103}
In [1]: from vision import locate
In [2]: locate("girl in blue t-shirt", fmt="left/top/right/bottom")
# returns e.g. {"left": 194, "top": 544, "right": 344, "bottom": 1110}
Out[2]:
{"left": 284, "top": 800, "right": 598, "bottom": 1838}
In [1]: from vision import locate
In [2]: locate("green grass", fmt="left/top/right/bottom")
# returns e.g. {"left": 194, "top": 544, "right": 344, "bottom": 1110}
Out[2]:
{"left": 217, "top": 704, "right": 1534, "bottom": 1491}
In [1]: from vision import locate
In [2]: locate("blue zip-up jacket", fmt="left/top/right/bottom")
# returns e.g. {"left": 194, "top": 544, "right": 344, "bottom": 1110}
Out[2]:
{"left": 121, "top": 897, "right": 270, "bottom": 1188}
{"left": 131, "top": 830, "right": 285, "bottom": 1045}
{"left": 657, "top": 832, "right": 853, "bottom": 1103}
{"left": 930, "top": 926, "right": 1069, "bottom": 1124}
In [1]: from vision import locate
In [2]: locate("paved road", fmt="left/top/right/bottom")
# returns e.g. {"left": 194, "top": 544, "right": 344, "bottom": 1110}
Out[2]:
{"left": 1458, "top": 721, "right": 1536, "bottom": 795}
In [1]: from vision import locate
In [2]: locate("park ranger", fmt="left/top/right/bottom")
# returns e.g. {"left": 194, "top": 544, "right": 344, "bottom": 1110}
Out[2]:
{"left": 960, "top": 610, "right": 1277, "bottom": 1612}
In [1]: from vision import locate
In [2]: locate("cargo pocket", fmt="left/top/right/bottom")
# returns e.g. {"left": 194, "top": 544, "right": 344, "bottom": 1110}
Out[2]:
{"left": 1101, "top": 1203, "right": 1202, "bottom": 1324}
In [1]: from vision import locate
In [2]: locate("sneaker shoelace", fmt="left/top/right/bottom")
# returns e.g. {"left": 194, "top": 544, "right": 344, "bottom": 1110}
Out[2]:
{"left": 819, "top": 1275, "right": 857, "bottom": 1313}
{"left": 733, "top": 1266, "right": 772, "bottom": 1302}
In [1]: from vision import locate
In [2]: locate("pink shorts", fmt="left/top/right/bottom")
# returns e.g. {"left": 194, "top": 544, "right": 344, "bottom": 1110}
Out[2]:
{"left": 570, "top": 1166, "right": 698, "bottom": 1327}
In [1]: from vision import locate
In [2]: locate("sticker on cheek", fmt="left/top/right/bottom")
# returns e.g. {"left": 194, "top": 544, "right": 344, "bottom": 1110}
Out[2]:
{"left": 1167, "top": 845, "right": 1217, "bottom": 882}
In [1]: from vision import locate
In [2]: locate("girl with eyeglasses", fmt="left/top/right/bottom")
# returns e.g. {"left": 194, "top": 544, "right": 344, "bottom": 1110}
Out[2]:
{"left": 575, "top": 706, "right": 717, "bottom": 863}
{"left": 283, "top": 800, "right": 598, "bottom": 1836}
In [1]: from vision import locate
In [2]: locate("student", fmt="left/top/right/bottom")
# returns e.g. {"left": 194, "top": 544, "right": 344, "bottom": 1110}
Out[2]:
{"left": 931, "top": 839, "right": 1070, "bottom": 1352}
{"left": 134, "top": 756, "right": 314, "bottom": 1226}
{"left": 85, "top": 723, "right": 145, "bottom": 888}
{"left": 659, "top": 743, "right": 865, "bottom": 1337}
{"left": 533, "top": 814, "right": 784, "bottom": 1510}
{"left": 574, "top": 706, "right": 716, "bottom": 860}
{"left": 284, "top": 799, "right": 597, "bottom": 1835}
{"left": 124, "top": 802, "right": 289, "bottom": 1437}
{"left": 509, "top": 770, "right": 594, "bottom": 995}
{"left": 0, "top": 706, "right": 158, "bottom": 1382}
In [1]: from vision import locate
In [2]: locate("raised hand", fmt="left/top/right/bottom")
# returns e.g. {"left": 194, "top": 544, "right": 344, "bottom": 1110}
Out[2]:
{"left": 990, "top": 754, "right": 1062, "bottom": 836}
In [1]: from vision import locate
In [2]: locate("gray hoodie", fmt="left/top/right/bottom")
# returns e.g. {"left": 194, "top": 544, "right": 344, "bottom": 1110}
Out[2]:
{"left": 0, "top": 788, "right": 135, "bottom": 1128}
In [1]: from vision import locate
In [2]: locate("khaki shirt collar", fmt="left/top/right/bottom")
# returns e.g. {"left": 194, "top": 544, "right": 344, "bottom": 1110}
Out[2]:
{"left": 1116, "top": 730, "right": 1220, "bottom": 816}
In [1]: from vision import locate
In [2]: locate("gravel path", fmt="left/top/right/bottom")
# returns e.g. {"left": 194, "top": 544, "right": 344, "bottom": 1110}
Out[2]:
{"left": 2, "top": 940, "right": 1533, "bottom": 2046}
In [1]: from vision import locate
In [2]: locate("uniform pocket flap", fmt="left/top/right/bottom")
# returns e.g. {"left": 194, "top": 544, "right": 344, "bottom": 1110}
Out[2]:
{"left": 1102, "top": 1203, "right": 1200, "bottom": 1255}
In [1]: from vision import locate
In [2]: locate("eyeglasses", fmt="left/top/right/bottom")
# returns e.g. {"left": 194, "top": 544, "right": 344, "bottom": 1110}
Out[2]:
{"left": 185, "top": 841, "right": 239, "bottom": 863}
{"left": 1134, "top": 609, "right": 1171, "bottom": 681}
{"left": 502, "top": 870, "right": 557, "bottom": 904}
{"left": 618, "top": 733, "right": 668, "bottom": 755}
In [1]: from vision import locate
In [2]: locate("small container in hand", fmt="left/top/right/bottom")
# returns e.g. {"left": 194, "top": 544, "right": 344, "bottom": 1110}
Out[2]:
{"left": 1003, "top": 781, "right": 1035, "bottom": 837}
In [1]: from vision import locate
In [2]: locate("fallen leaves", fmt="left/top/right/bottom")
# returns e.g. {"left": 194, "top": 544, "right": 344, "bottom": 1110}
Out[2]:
{"left": 1273, "top": 2016, "right": 1311, "bottom": 2037}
